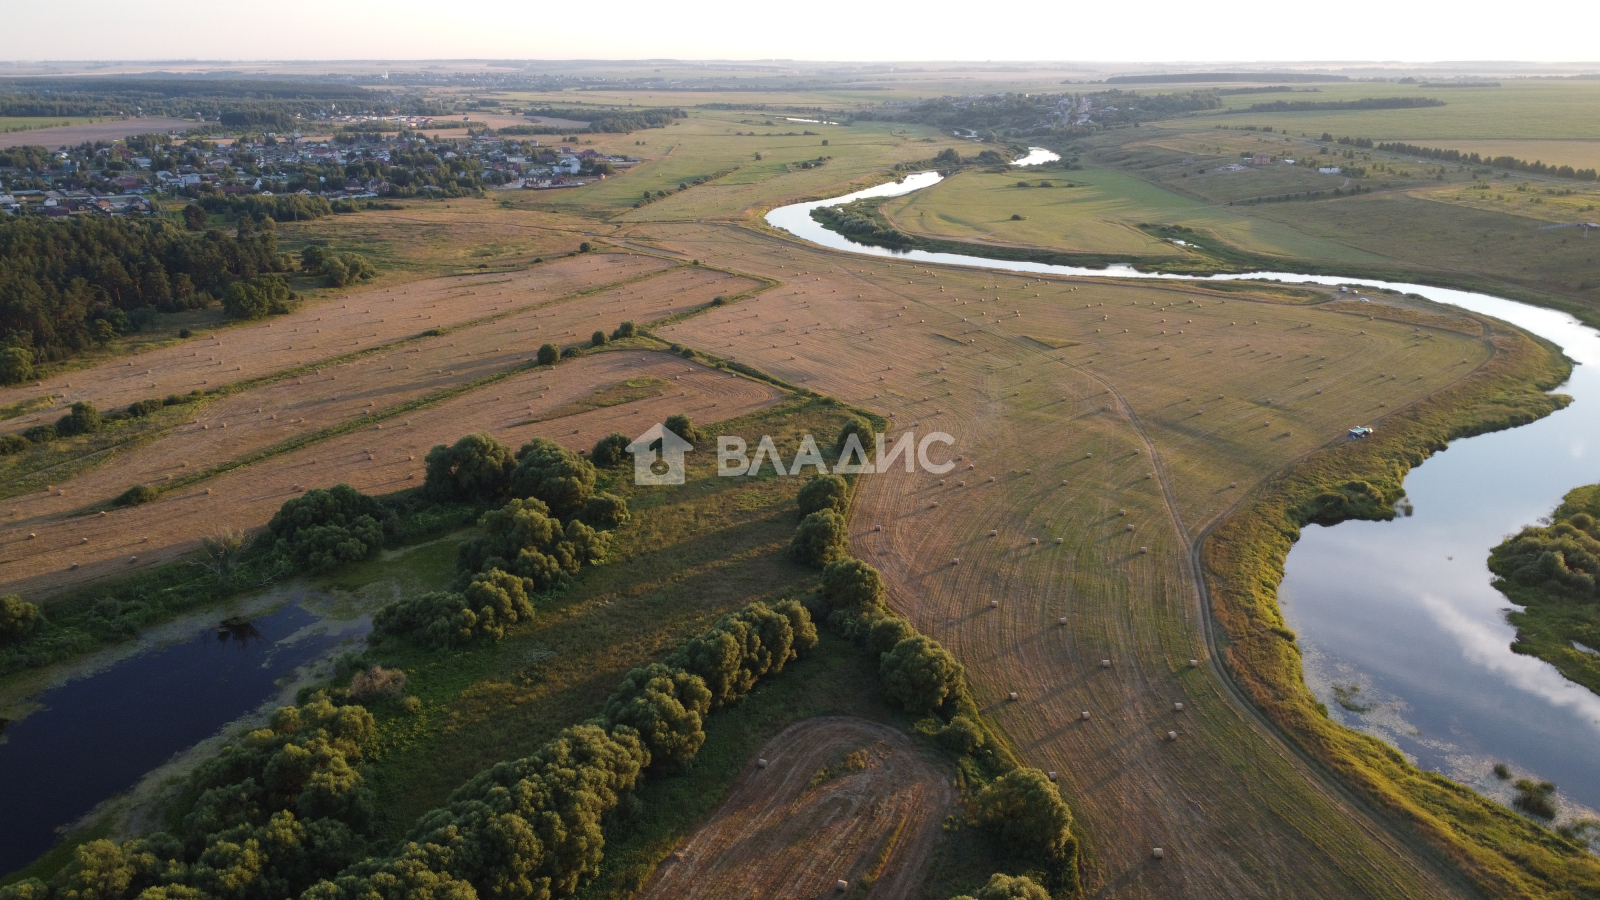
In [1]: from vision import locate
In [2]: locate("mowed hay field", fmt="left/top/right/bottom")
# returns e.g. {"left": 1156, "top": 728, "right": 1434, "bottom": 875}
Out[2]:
{"left": 636, "top": 717, "right": 954, "bottom": 900}
{"left": 0, "top": 350, "right": 784, "bottom": 596}
{"left": 650, "top": 222, "right": 1493, "bottom": 898}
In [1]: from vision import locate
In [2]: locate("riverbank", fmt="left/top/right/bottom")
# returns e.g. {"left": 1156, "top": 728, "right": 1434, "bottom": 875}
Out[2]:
{"left": 1203, "top": 314, "right": 1600, "bottom": 895}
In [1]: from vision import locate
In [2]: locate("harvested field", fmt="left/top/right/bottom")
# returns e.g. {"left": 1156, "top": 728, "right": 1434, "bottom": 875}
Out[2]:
{"left": 0, "top": 263, "right": 757, "bottom": 535}
{"left": 0, "top": 252, "right": 676, "bottom": 418}
{"left": 0, "top": 118, "right": 192, "bottom": 149}
{"left": 649, "top": 221, "right": 1493, "bottom": 898}
{"left": 637, "top": 717, "right": 954, "bottom": 900}
{"left": 0, "top": 350, "right": 784, "bottom": 597}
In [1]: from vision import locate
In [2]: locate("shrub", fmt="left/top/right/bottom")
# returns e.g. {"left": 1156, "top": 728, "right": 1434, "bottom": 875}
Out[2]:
{"left": 266, "top": 483, "right": 389, "bottom": 572}
{"left": 561, "top": 346, "right": 581, "bottom": 359}
{"left": 937, "top": 715, "right": 986, "bottom": 755}
{"left": 579, "top": 241, "right": 593, "bottom": 252}
{"left": 611, "top": 321, "right": 636, "bottom": 340}
{"left": 373, "top": 568, "right": 535, "bottom": 648}
{"left": 456, "top": 498, "right": 610, "bottom": 590}
{"left": 974, "top": 768, "right": 1075, "bottom": 860}
{"left": 509, "top": 437, "right": 597, "bottom": 518}
{"left": 953, "top": 873, "right": 1052, "bottom": 900}
{"left": 580, "top": 492, "right": 630, "bottom": 529}
{"left": 348, "top": 666, "right": 408, "bottom": 701}
{"left": 222, "top": 273, "right": 297, "bottom": 320}
{"left": 22, "top": 424, "right": 56, "bottom": 443}
{"left": 0, "top": 594, "right": 44, "bottom": 645}
{"left": 0, "top": 346, "right": 34, "bottom": 385}
{"left": 819, "top": 559, "right": 886, "bottom": 611}
{"left": 591, "top": 330, "right": 608, "bottom": 347}
{"left": 56, "top": 401, "right": 101, "bottom": 437}
{"left": 792, "top": 509, "right": 849, "bottom": 567}
{"left": 1514, "top": 779, "right": 1559, "bottom": 819}
{"left": 663, "top": 413, "right": 700, "bottom": 443}
{"left": 127, "top": 398, "right": 163, "bottom": 417}
{"left": 601, "top": 663, "right": 712, "bottom": 769}
{"left": 322, "top": 252, "right": 375, "bottom": 288}
{"left": 590, "top": 432, "right": 631, "bottom": 468}
{"left": 0, "top": 434, "right": 28, "bottom": 455}
{"left": 867, "top": 615, "right": 917, "bottom": 657}
{"left": 797, "top": 473, "right": 850, "bottom": 516}
{"left": 537, "top": 342, "right": 559, "bottom": 366}
{"left": 880, "top": 634, "right": 967, "bottom": 716}
{"left": 669, "top": 600, "right": 816, "bottom": 708}
{"left": 834, "top": 415, "right": 872, "bottom": 456}
{"left": 116, "top": 484, "right": 160, "bottom": 507}
{"left": 423, "top": 433, "right": 516, "bottom": 502}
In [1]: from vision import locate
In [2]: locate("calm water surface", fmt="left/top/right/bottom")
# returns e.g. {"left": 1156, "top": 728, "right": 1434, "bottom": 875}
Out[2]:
{"left": 767, "top": 158, "right": 1600, "bottom": 812}
{"left": 0, "top": 604, "right": 355, "bottom": 875}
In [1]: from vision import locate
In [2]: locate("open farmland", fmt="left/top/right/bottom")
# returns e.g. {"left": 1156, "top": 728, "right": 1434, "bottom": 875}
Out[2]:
{"left": 637, "top": 717, "right": 955, "bottom": 900}
{"left": 0, "top": 117, "right": 192, "bottom": 149}
{"left": 0, "top": 349, "right": 784, "bottom": 596}
{"left": 647, "top": 221, "right": 1501, "bottom": 898}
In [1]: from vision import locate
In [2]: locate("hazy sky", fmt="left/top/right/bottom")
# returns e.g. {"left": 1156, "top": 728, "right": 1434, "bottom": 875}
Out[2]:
{"left": 7, "top": 0, "right": 1598, "bottom": 63}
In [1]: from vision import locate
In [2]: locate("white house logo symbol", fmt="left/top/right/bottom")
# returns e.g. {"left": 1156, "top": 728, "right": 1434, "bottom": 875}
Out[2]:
{"left": 627, "top": 424, "right": 694, "bottom": 486}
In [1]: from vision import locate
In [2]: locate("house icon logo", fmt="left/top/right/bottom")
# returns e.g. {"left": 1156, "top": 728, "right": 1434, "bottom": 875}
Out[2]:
{"left": 627, "top": 423, "right": 694, "bottom": 486}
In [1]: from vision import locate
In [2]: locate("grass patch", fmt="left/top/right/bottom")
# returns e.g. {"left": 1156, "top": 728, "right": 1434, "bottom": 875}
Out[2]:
{"left": 524, "top": 375, "right": 670, "bottom": 423}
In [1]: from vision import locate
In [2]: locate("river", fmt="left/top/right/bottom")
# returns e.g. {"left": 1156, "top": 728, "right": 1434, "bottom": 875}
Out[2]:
{"left": 765, "top": 151, "right": 1600, "bottom": 817}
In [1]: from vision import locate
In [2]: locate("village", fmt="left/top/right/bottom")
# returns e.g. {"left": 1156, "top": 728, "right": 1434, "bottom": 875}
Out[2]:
{"left": 0, "top": 125, "right": 638, "bottom": 217}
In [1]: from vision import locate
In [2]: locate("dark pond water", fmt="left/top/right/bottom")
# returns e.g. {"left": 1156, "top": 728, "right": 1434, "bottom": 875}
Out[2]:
{"left": 0, "top": 604, "right": 353, "bottom": 876}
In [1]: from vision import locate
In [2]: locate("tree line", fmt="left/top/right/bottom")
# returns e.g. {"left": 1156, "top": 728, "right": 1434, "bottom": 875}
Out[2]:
{"left": 1246, "top": 97, "right": 1446, "bottom": 112}
{"left": 1319, "top": 133, "right": 1600, "bottom": 182}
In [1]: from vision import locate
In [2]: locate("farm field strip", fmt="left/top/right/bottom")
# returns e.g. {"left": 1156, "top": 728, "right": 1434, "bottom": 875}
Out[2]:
{"left": 0, "top": 267, "right": 761, "bottom": 571}
{"left": 0, "top": 350, "right": 785, "bottom": 597}
{"left": 636, "top": 717, "right": 954, "bottom": 900}
{"left": 653, "top": 222, "right": 1490, "bottom": 897}
{"left": 0, "top": 252, "right": 675, "bottom": 421}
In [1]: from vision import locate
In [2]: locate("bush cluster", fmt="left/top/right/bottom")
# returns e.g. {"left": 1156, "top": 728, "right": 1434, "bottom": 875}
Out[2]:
{"left": 266, "top": 484, "right": 392, "bottom": 572}
{"left": 0, "top": 594, "right": 44, "bottom": 645}
{"left": 2, "top": 696, "right": 378, "bottom": 900}
{"left": 1491, "top": 487, "right": 1600, "bottom": 600}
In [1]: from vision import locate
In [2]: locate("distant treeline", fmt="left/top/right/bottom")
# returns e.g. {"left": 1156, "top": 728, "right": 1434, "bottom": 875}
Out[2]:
{"left": 856, "top": 89, "right": 1221, "bottom": 134}
{"left": 0, "top": 216, "right": 291, "bottom": 367}
{"left": 1320, "top": 132, "right": 1600, "bottom": 181}
{"left": 1246, "top": 97, "right": 1446, "bottom": 112}
{"left": 509, "top": 106, "right": 686, "bottom": 134}
{"left": 0, "top": 77, "right": 453, "bottom": 124}
{"left": 1105, "top": 72, "right": 1350, "bottom": 84}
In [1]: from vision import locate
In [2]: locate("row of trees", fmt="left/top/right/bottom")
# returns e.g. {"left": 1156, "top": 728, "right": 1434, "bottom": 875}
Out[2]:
{"left": 312, "top": 599, "right": 814, "bottom": 900}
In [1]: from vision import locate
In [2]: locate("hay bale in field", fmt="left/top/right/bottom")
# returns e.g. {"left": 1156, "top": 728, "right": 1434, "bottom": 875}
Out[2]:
{"left": 1059, "top": 616, "right": 1068, "bottom": 625}
{"left": 1167, "top": 731, "right": 1178, "bottom": 741}
{"left": 1153, "top": 847, "right": 1165, "bottom": 859}
{"left": 757, "top": 758, "right": 769, "bottom": 769}
{"left": 1100, "top": 659, "right": 1111, "bottom": 668}
{"left": 1080, "top": 711, "right": 1090, "bottom": 720}
{"left": 1174, "top": 702, "right": 1185, "bottom": 712}
{"left": 1189, "top": 659, "right": 1199, "bottom": 667}
{"left": 1008, "top": 692, "right": 1018, "bottom": 701}
{"left": 990, "top": 600, "right": 999, "bottom": 608}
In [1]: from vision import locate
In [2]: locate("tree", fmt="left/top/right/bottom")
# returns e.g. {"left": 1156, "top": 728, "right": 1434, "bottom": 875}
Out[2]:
{"left": 455, "top": 498, "right": 610, "bottom": 590}
{"left": 663, "top": 413, "right": 700, "bottom": 443}
{"left": 834, "top": 415, "right": 871, "bottom": 455}
{"left": 973, "top": 768, "right": 1074, "bottom": 860}
{"left": 819, "top": 559, "right": 886, "bottom": 611}
{"left": 267, "top": 484, "right": 389, "bottom": 572}
{"left": 537, "top": 343, "right": 559, "bottom": 366}
{"left": 952, "top": 873, "right": 1052, "bottom": 900}
{"left": 880, "top": 635, "right": 967, "bottom": 716}
{"left": 590, "top": 433, "right": 631, "bottom": 468}
{"left": 223, "top": 274, "right": 297, "bottom": 320}
{"left": 0, "top": 594, "right": 44, "bottom": 645}
{"left": 792, "top": 509, "right": 848, "bottom": 567}
{"left": 423, "top": 433, "right": 516, "bottom": 502}
{"left": 610, "top": 321, "right": 635, "bottom": 340}
{"left": 56, "top": 401, "right": 101, "bottom": 437}
{"left": 508, "top": 438, "right": 596, "bottom": 519}
{"left": 0, "top": 347, "right": 33, "bottom": 385}
{"left": 183, "top": 204, "right": 209, "bottom": 230}
{"left": 797, "top": 473, "right": 850, "bottom": 516}
{"left": 601, "top": 663, "right": 712, "bottom": 769}
{"left": 579, "top": 493, "right": 630, "bottom": 529}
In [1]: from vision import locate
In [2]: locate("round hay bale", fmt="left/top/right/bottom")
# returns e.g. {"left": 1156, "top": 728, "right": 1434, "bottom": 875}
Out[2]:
{"left": 951, "top": 557, "right": 960, "bottom": 565}
{"left": 1080, "top": 710, "right": 1091, "bottom": 720}
{"left": 874, "top": 524, "right": 882, "bottom": 531}
{"left": 1100, "top": 659, "right": 1112, "bottom": 668}
{"left": 1055, "top": 537, "right": 1064, "bottom": 544}
{"left": 990, "top": 599, "right": 999, "bottom": 608}
{"left": 757, "top": 758, "right": 769, "bottom": 769}
{"left": 836, "top": 880, "right": 849, "bottom": 892}
{"left": 1008, "top": 692, "right": 1019, "bottom": 701}
{"left": 1031, "top": 537, "right": 1040, "bottom": 545}
{"left": 1047, "top": 771, "right": 1058, "bottom": 781}
{"left": 1189, "top": 658, "right": 1200, "bottom": 667}
{"left": 1167, "top": 731, "right": 1178, "bottom": 741}
{"left": 990, "top": 529, "right": 998, "bottom": 536}
{"left": 1059, "top": 616, "right": 1068, "bottom": 625}
{"left": 1153, "top": 847, "right": 1165, "bottom": 860}
{"left": 1174, "top": 702, "right": 1185, "bottom": 712}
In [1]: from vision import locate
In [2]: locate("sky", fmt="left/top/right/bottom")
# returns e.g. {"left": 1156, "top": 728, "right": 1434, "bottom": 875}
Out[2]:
{"left": 5, "top": 0, "right": 1598, "bottom": 63}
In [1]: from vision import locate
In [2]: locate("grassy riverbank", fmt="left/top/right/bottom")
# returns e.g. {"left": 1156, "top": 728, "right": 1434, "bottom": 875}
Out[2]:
{"left": 1202, "top": 311, "right": 1600, "bottom": 896}
{"left": 1492, "top": 483, "right": 1600, "bottom": 699}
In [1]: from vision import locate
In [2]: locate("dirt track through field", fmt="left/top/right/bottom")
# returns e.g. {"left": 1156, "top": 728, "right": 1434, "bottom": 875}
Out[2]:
{"left": 0, "top": 264, "right": 759, "bottom": 531}
{"left": 638, "top": 717, "right": 954, "bottom": 900}
{"left": 0, "top": 350, "right": 783, "bottom": 596}
{"left": 650, "top": 222, "right": 1491, "bottom": 899}
{"left": 0, "top": 252, "right": 677, "bottom": 422}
